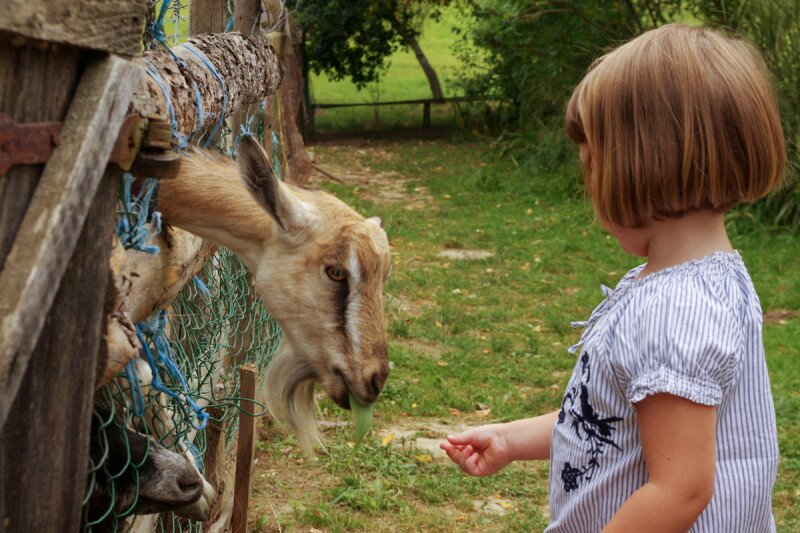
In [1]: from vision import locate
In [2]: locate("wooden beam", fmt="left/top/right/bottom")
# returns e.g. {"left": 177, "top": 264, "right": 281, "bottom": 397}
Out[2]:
{"left": 0, "top": 0, "right": 148, "bottom": 58}
{"left": 232, "top": 364, "right": 258, "bottom": 533}
{"left": 0, "top": 53, "right": 140, "bottom": 430}
{"left": 0, "top": 167, "right": 120, "bottom": 532}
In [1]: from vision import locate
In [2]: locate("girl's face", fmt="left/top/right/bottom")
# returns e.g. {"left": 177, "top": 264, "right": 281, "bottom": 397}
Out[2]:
{"left": 579, "top": 143, "right": 650, "bottom": 258}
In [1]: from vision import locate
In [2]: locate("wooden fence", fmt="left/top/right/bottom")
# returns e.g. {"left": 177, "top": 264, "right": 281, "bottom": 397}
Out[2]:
{"left": 312, "top": 96, "right": 487, "bottom": 128}
{"left": 0, "top": 1, "right": 294, "bottom": 531}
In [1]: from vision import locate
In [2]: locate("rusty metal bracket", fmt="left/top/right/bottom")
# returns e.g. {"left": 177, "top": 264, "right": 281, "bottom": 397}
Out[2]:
{"left": 0, "top": 114, "right": 61, "bottom": 175}
{"left": 0, "top": 115, "right": 180, "bottom": 179}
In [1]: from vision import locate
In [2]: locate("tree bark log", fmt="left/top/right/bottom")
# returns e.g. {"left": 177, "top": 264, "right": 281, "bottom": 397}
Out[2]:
{"left": 130, "top": 32, "right": 282, "bottom": 142}
{"left": 98, "top": 228, "right": 217, "bottom": 388}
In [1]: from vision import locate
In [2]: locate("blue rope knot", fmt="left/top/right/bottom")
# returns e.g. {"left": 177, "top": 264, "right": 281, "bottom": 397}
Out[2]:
{"left": 133, "top": 310, "right": 210, "bottom": 431}
{"left": 116, "top": 173, "right": 162, "bottom": 254}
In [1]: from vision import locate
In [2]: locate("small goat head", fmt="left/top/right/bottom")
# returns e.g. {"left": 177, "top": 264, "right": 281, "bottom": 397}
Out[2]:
{"left": 86, "top": 406, "right": 215, "bottom": 530}
{"left": 236, "top": 138, "right": 391, "bottom": 451}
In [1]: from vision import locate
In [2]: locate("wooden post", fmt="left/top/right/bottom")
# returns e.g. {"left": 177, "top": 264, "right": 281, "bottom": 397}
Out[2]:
{"left": 231, "top": 0, "right": 264, "bottom": 139}
{"left": 0, "top": 54, "right": 139, "bottom": 429}
{"left": 189, "top": 0, "right": 228, "bottom": 35}
{"left": 423, "top": 101, "right": 432, "bottom": 129}
{"left": 231, "top": 364, "right": 258, "bottom": 533}
{"left": 0, "top": 40, "right": 138, "bottom": 528}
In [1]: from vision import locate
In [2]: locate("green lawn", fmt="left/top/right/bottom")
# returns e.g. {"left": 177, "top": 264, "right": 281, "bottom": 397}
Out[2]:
{"left": 249, "top": 137, "right": 800, "bottom": 532}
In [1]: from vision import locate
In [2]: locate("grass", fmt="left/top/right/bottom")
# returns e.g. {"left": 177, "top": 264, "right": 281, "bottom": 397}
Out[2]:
{"left": 249, "top": 137, "right": 800, "bottom": 531}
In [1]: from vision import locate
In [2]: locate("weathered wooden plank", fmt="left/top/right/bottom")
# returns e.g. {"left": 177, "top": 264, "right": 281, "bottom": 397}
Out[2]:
{"left": 0, "top": 167, "right": 119, "bottom": 532}
{"left": 232, "top": 364, "right": 258, "bottom": 533}
{"left": 0, "top": 0, "right": 148, "bottom": 57}
{"left": 0, "top": 41, "right": 82, "bottom": 270}
{"left": 0, "top": 53, "right": 140, "bottom": 430}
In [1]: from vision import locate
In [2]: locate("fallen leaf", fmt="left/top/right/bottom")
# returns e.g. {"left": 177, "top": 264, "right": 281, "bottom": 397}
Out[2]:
{"left": 415, "top": 454, "right": 433, "bottom": 463}
{"left": 381, "top": 433, "right": 395, "bottom": 447}
{"left": 436, "top": 361, "right": 450, "bottom": 367}
{"left": 435, "top": 321, "right": 443, "bottom": 328}
{"left": 476, "top": 408, "right": 492, "bottom": 418}
{"left": 449, "top": 407, "right": 464, "bottom": 417}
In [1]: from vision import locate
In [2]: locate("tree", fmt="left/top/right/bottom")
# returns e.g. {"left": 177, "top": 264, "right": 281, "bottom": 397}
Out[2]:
{"left": 295, "top": 0, "right": 447, "bottom": 99}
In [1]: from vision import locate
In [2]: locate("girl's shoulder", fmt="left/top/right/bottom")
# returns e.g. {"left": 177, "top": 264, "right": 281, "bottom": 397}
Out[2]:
{"left": 605, "top": 252, "right": 757, "bottom": 405}
{"left": 614, "top": 250, "right": 757, "bottom": 312}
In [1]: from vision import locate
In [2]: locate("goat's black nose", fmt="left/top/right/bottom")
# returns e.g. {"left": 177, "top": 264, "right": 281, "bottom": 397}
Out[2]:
{"left": 177, "top": 470, "right": 202, "bottom": 495}
{"left": 369, "top": 372, "right": 382, "bottom": 398}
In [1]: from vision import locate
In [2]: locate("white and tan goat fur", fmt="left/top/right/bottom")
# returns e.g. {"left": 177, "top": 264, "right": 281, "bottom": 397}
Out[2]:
{"left": 157, "top": 137, "right": 391, "bottom": 452}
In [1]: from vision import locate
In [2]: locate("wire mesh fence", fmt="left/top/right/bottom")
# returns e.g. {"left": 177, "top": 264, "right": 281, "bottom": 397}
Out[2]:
{"left": 85, "top": 248, "right": 281, "bottom": 531}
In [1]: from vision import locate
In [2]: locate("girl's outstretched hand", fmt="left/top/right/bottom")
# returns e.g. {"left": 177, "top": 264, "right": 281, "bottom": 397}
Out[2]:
{"left": 440, "top": 424, "right": 512, "bottom": 477}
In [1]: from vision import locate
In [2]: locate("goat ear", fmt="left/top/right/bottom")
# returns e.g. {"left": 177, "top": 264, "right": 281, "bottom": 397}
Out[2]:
{"left": 365, "top": 216, "right": 383, "bottom": 228}
{"left": 237, "top": 136, "right": 308, "bottom": 232}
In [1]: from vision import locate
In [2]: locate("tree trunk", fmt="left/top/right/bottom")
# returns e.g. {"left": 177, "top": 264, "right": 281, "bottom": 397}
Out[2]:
{"left": 403, "top": 31, "right": 444, "bottom": 100}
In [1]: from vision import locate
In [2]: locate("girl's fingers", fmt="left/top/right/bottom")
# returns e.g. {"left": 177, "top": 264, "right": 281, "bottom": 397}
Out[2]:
{"left": 446, "top": 431, "right": 475, "bottom": 445}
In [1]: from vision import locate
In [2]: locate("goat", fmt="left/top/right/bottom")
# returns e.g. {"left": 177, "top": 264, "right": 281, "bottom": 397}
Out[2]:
{"left": 85, "top": 405, "right": 215, "bottom": 532}
{"left": 157, "top": 137, "right": 392, "bottom": 453}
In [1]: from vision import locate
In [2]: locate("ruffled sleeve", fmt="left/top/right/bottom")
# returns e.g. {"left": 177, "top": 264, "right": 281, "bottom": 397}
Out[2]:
{"left": 612, "top": 278, "right": 741, "bottom": 406}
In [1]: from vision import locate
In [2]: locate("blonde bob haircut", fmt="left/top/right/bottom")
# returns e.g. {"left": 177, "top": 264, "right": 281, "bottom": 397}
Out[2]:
{"left": 566, "top": 24, "right": 786, "bottom": 228}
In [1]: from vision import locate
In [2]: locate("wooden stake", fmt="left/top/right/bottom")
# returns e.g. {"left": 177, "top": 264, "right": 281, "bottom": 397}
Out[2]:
{"left": 232, "top": 364, "right": 259, "bottom": 533}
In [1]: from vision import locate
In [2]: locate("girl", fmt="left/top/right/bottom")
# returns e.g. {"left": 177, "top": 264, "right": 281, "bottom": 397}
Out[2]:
{"left": 441, "top": 24, "right": 785, "bottom": 532}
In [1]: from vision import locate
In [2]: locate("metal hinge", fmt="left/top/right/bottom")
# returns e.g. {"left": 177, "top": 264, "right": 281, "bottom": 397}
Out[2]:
{"left": 0, "top": 115, "right": 61, "bottom": 175}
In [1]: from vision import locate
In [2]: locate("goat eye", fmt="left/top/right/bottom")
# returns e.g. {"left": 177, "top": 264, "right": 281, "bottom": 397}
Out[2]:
{"left": 325, "top": 266, "right": 347, "bottom": 282}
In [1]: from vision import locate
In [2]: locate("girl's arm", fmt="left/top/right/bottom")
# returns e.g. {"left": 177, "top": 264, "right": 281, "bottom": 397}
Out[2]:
{"left": 603, "top": 394, "right": 717, "bottom": 532}
{"left": 440, "top": 411, "right": 559, "bottom": 476}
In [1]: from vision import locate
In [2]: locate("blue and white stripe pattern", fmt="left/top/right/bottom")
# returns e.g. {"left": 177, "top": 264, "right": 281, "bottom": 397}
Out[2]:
{"left": 547, "top": 251, "right": 779, "bottom": 532}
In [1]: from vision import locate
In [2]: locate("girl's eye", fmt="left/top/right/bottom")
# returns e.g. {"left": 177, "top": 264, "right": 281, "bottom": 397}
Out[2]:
{"left": 325, "top": 266, "right": 347, "bottom": 282}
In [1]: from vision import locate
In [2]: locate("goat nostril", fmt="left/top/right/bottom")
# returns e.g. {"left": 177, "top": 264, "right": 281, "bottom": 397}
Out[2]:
{"left": 181, "top": 480, "right": 202, "bottom": 493}
{"left": 370, "top": 372, "right": 382, "bottom": 397}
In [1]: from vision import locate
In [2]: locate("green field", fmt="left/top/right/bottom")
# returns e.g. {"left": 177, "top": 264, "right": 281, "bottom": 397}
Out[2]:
{"left": 248, "top": 137, "right": 800, "bottom": 531}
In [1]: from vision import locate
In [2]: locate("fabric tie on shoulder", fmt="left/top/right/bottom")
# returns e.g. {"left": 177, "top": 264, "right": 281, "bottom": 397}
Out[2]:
{"left": 568, "top": 284, "right": 615, "bottom": 354}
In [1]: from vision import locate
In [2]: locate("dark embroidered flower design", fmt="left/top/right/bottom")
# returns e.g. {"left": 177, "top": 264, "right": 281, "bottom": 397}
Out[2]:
{"left": 557, "top": 352, "right": 623, "bottom": 492}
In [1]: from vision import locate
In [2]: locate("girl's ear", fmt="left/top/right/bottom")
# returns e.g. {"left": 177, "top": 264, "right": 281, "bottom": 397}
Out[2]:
{"left": 237, "top": 136, "right": 311, "bottom": 233}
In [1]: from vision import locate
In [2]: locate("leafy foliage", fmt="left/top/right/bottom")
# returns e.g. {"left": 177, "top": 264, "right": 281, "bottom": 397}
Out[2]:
{"left": 454, "top": 0, "right": 800, "bottom": 228}
{"left": 452, "top": 1, "right": 640, "bottom": 127}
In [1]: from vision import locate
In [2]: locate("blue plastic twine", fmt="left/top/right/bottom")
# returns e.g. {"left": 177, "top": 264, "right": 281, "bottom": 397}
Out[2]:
{"left": 135, "top": 311, "right": 210, "bottom": 431}
{"left": 179, "top": 43, "right": 228, "bottom": 147}
{"left": 116, "top": 173, "right": 162, "bottom": 254}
